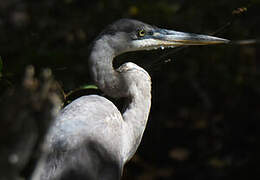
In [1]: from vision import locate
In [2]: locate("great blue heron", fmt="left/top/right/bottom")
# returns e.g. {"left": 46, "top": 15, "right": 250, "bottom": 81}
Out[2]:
{"left": 31, "top": 19, "right": 229, "bottom": 180}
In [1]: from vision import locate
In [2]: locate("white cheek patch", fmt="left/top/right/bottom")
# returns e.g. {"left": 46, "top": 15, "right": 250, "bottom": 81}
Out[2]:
{"left": 131, "top": 39, "right": 176, "bottom": 50}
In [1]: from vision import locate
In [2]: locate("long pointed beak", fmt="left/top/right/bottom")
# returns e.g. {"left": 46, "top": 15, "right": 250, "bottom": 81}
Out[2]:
{"left": 152, "top": 28, "right": 229, "bottom": 46}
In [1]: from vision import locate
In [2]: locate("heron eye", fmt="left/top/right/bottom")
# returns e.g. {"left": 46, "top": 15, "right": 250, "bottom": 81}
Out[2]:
{"left": 138, "top": 29, "right": 146, "bottom": 37}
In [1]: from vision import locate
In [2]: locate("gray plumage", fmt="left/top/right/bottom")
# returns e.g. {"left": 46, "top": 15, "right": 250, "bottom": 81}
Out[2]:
{"left": 31, "top": 19, "right": 228, "bottom": 180}
{"left": 38, "top": 63, "right": 151, "bottom": 180}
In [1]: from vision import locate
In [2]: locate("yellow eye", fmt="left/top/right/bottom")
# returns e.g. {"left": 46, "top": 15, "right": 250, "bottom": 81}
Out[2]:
{"left": 138, "top": 29, "right": 146, "bottom": 37}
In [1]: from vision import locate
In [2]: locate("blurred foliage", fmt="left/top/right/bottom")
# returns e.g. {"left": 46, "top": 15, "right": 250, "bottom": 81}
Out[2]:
{"left": 0, "top": 56, "right": 3, "bottom": 78}
{"left": 0, "top": 66, "right": 61, "bottom": 180}
{"left": 0, "top": 0, "right": 260, "bottom": 179}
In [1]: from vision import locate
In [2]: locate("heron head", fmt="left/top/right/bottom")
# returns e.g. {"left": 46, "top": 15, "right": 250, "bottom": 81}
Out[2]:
{"left": 99, "top": 19, "right": 229, "bottom": 55}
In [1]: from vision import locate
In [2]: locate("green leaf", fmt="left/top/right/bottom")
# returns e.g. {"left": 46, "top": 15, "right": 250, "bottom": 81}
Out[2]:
{"left": 81, "top": 84, "right": 98, "bottom": 90}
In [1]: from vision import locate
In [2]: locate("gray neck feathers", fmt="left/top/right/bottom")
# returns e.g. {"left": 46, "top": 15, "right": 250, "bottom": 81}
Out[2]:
{"left": 89, "top": 36, "right": 127, "bottom": 98}
{"left": 89, "top": 35, "right": 152, "bottom": 162}
{"left": 122, "top": 76, "right": 151, "bottom": 161}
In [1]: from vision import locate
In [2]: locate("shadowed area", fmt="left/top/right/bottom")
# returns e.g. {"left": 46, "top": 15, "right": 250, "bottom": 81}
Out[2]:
{"left": 0, "top": 1, "right": 259, "bottom": 180}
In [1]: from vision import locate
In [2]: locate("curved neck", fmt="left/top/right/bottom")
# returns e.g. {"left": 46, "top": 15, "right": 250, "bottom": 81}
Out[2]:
{"left": 89, "top": 36, "right": 152, "bottom": 162}
{"left": 89, "top": 36, "right": 127, "bottom": 98}
{"left": 122, "top": 87, "right": 151, "bottom": 162}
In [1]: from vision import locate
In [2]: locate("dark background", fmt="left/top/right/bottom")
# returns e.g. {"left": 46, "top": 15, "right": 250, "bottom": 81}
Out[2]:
{"left": 0, "top": 0, "right": 259, "bottom": 179}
